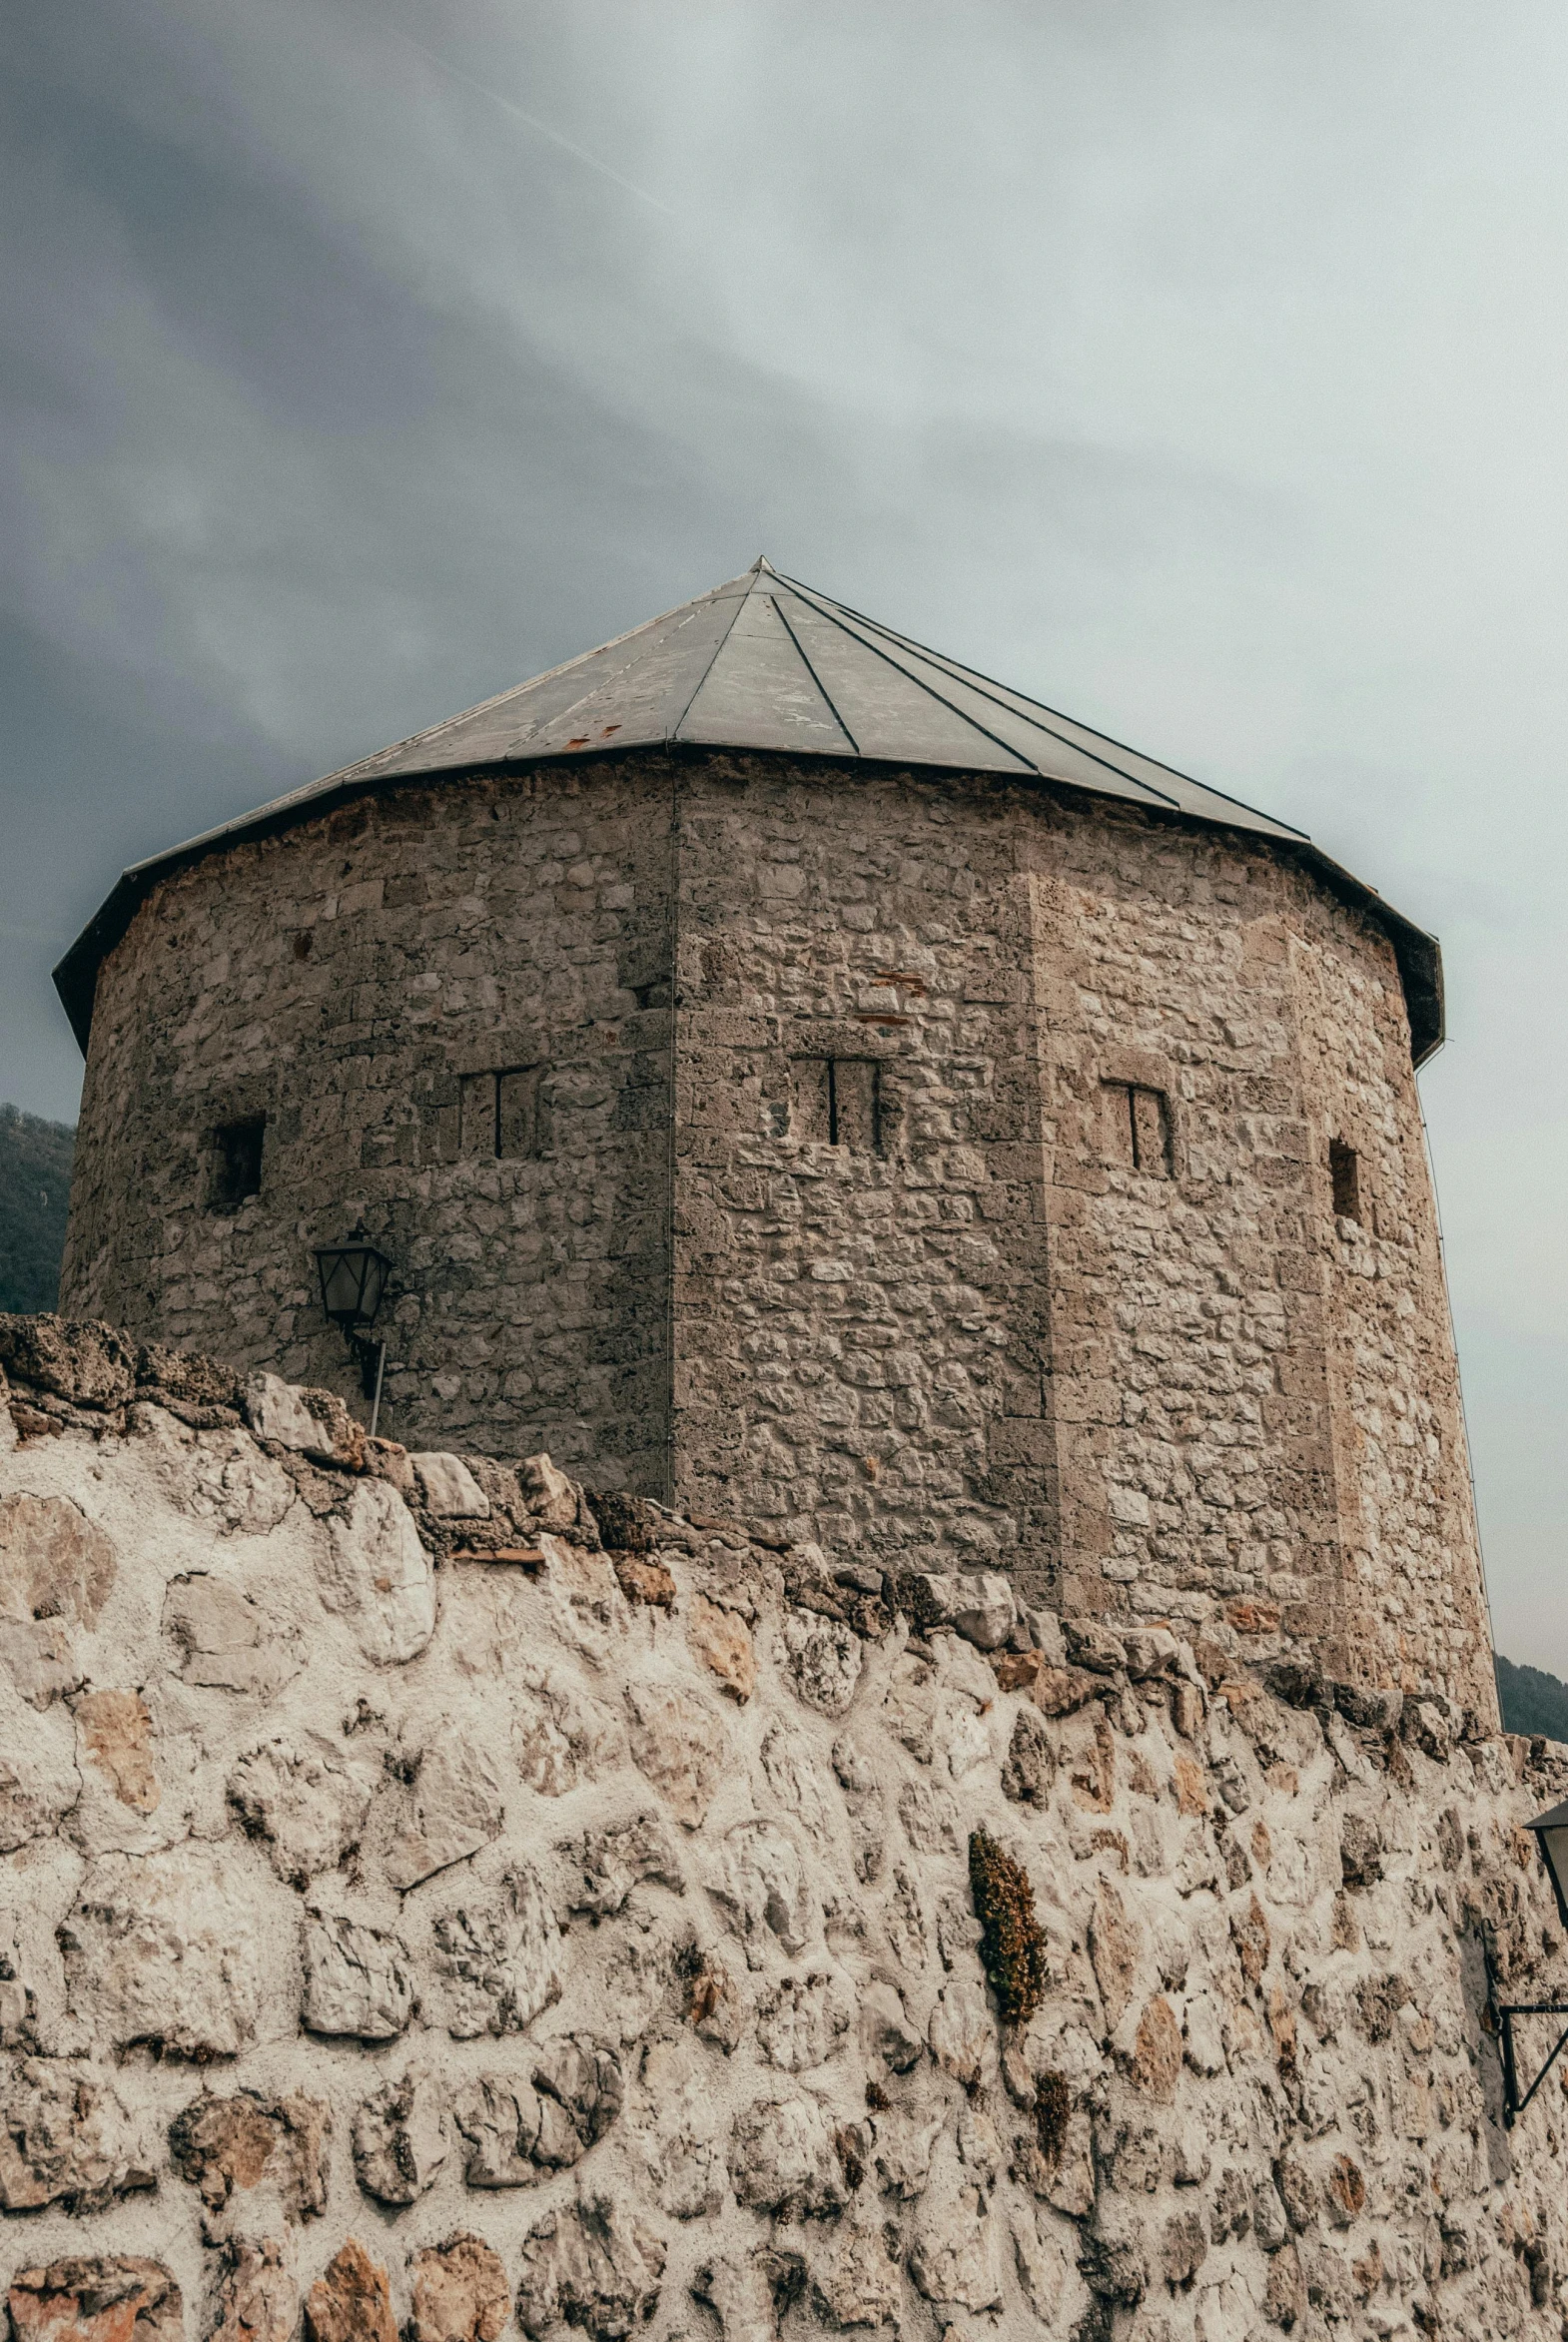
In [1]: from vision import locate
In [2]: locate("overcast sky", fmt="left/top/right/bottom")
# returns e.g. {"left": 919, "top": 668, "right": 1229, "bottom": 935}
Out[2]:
{"left": 2, "top": 1, "right": 1564, "bottom": 1667}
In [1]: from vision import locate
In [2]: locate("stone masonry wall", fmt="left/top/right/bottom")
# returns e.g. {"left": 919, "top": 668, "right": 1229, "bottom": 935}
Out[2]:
{"left": 61, "top": 762, "right": 674, "bottom": 1490}
{"left": 668, "top": 755, "right": 1490, "bottom": 1722}
{"left": 0, "top": 1316, "right": 1556, "bottom": 2342}
{"left": 61, "top": 747, "right": 1490, "bottom": 1718}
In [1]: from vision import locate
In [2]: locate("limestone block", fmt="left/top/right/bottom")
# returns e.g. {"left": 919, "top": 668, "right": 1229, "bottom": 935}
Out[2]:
{"left": 353, "top": 2069, "right": 448, "bottom": 2205}
{"left": 6, "top": 2258, "right": 181, "bottom": 2342}
{"left": 897, "top": 1774, "right": 961, "bottom": 1856}
{"left": 625, "top": 1681, "right": 728, "bottom": 1828}
{"left": 811, "top": 2217, "right": 904, "bottom": 2330}
{"left": 709, "top": 1820, "right": 815, "bottom": 1965}
{"left": 411, "top": 1453, "right": 490, "bottom": 1518}
{"left": 407, "top": 2237, "right": 509, "bottom": 2342}
{"left": 1062, "top": 1618, "right": 1127, "bottom": 1676}
{"left": 518, "top": 1453, "right": 579, "bottom": 1532}
{"left": 1090, "top": 1880, "right": 1141, "bottom": 2031}
{"left": 1012, "top": 2204, "right": 1086, "bottom": 2326}
{"left": 755, "top": 1968, "right": 852, "bottom": 2072}
{"left": 534, "top": 1538, "right": 623, "bottom": 1661}
{"left": 512, "top": 1670, "right": 624, "bottom": 1796}
{"left": 781, "top": 1609, "right": 862, "bottom": 1715}
{"left": 1030, "top": 1665, "right": 1102, "bottom": 1717}
{"left": 623, "top": 2034, "right": 723, "bottom": 2219}
{"left": 384, "top": 1723, "right": 505, "bottom": 1890}
{"left": 453, "top": 2037, "right": 622, "bottom": 2185}
{"left": 562, "top": 1812, "right": 685, "bottom": 1916}
{"left": 690, "top": 2255, "right": 777, "bottom": 2341}
{"left": 304, "top": 2240, "right": 396, "bottom": 2342}
{"left": 872, "top": 2106, "right": 943, "bottom": 2199}
{"left": 759, "top": 1721, "right": 839, "bottom": 1840}
{"left": 0, "top": 1687, "right": 78, "bottom": 1852}
{"left": 243, "top": 1373, "right": 322, "bottom": 1454}
{"left": 318, "top": 1480, "right": 435, "bottom": 1664}
{"left": 69, "top": 1691, "right": 196, "bottom": 1861}
{"left": 1001, "top": 1707, "right": 1055, "bottom": 1806}
{"left": 432, "top": 1865, "right": 565, "bottom": 2039}
{"left": 688, "top": 1592, "right": 756, "bottom": 1702}
{"left": 0, "top": 1317, "right": 135, "bottom": 1409}
{"left": 75, "top": 1692, "right": 158, "bottom": 1816}
{"left": 728, "top": 2095, "right": 847, "bottom": 2218}
{"left": 162, "top": 1572, "right": 304, "bottom": 1697}
{"left": 0, "top": 2057, "right": 156, "bottom": 2211}
{"left": 684, "top": 1950, "right": 747, "bottom": 2053}
{"left": 131, "top": 1411, "right": 294, "bottom": 1536}
{"left": 860, "top": 1977, "right": 923, "bottom": 2074}
{"left": 228, "top": 1735, "right": 375, "bottom": 1888}
{"left": 1130, "top": 1996, "right": 1182, "bottom": 2100}
{"left": 168, "top": 2088, "right": 330, "bottom": 2226}
{"left": 928, "top": 1979, "right": 995, "bottom": 2089}
{"left": 613, "top": 1554, "right": 676, "bottom": 1610}
{"left": 0, "top": 1492, "right": 116, "bottom": 1711}
{"left": 208, "top": 2239, "right": 297, "bottom": 2342}
{"left": 1121, "top": 1627, "right": 1181, "bottom": 1680}
{"left": 512, "top": 2195, "right": 666, "bottom": 2340}
{"left": 61, "top": 1848, "right": 268, "bottom": 2057}
{"left": 946, "top": 1572, "right": 1016, "bottom": 1652}
{"left": 301, "top": 1909, "right": 413, "bottom": 2040}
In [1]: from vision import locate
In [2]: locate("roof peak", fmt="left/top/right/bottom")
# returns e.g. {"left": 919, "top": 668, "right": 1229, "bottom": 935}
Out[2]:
{"left": 53, "top": 560, "right": 1443, "bottom": 1065}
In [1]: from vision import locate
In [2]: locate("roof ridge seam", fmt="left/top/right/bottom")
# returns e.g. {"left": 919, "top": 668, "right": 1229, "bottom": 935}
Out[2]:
{"left": 771, "top": 576, "right": 1044, "bottom": 779}
{"left": 665, "top": 566, "right": 754, "bottom": 740}
{"left": 769, "top": 591, "right": 860, "bottom": 754}
{"left": 790, "top": 582, "right": 1305, "bottom": 840}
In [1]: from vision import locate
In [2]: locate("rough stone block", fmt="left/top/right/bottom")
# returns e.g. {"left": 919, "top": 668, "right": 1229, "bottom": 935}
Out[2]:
{"left": 7, "top": 2260, "right": 180, "bottom": 2342}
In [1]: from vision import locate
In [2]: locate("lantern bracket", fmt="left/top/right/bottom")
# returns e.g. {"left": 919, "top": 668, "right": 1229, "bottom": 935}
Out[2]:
{"left": 1493, "top": 1997, "right": 1568, "bottom": 2125}
{"left": 312, "top": 1226, "right": 393, "bottom": 1435}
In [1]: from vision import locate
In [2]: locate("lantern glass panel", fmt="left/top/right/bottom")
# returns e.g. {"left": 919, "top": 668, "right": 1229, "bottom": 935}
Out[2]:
{"left": 316, "top": 1235, "right": 391, "bottom": 1328}
{"left": 320, "top": 1252, "right": 362, "bottom": 1320}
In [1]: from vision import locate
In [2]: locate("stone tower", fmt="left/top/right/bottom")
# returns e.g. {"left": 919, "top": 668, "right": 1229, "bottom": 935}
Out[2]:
{"left": 54, "top": 560, "right": 1491, "bottom": 1715}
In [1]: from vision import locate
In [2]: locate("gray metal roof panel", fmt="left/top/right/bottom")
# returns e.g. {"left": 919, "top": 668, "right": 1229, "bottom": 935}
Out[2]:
{"left": 53, "top": 556, "right": 1443, "bottom": 1066}
{"left": 679, "top": 590, "right": 856, "bottom": 755}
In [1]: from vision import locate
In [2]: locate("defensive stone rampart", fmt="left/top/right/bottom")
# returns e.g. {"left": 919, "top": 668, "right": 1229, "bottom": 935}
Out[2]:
{"left": 0, "top": 1317, "right": 1558, "bottom": 2342}
{"left": 57, "top": 747, "right": 1493, "bottom": 1720}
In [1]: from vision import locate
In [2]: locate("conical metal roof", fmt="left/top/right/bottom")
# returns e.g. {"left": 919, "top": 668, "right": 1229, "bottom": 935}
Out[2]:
{"left": 54, "top": 559, "right": 1443, "bottom": 1060}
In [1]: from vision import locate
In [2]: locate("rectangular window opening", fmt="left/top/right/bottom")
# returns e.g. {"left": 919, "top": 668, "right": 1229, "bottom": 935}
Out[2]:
{"left": 1329, "top": 1138, "right": 1361, "bottom": 1223}
{"left": 791, "top": 1057, "right": 882, "bottom": 1153}
{"left": 210, "top": 1116, "right": 265, "bottom": 1213}
{"left": 459, "top": 1066, "right": 544, "bottom": 1161}
{"left": 1102, "top": 1081, "right": 1172, "bottom": 1178}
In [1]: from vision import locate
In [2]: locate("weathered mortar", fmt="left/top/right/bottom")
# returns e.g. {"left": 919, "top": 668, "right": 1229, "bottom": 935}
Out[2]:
{"left": 59, "top": 743, "right": 1490, "bottom": 1718}
{"left": 0, "top": 1322, "right": 1559, "bottom": 2342}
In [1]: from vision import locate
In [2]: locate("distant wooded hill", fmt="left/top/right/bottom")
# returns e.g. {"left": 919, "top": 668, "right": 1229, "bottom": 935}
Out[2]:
{"left": 1495, "top": 1653, "right": 1568, "bottom": 1744}
{"left": 0, "top": 1105, "right": 75, "bottom": 1312}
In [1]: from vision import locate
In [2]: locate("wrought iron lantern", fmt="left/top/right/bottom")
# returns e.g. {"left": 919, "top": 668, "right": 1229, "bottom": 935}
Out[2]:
{"left": 313, "top": 1227, "right": 392, "bottom": 1432}
{"left": 315, "top": 1226, "right": 391, "bottom": 1329}
{"left": 1492, "top": 1801, "right": 1568, "bottom": 2124}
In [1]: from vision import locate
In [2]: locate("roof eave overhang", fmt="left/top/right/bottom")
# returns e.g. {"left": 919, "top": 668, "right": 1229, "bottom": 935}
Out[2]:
{"left": 53, "top": 736, "right": 1444, "bottom": 1068}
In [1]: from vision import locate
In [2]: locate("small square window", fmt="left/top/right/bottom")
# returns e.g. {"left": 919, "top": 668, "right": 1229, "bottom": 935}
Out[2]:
{"left": 210, "top": 1116, "right": 265, "bottom": 1213}
{"left": 1329, "top": 1138, "right": 1361, "bottom": 1223}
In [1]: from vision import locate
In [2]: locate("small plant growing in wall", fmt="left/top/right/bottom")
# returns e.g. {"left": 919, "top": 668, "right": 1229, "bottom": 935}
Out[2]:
{"left": 969, "top": 1828, "right": 1048, "bottom": 2025}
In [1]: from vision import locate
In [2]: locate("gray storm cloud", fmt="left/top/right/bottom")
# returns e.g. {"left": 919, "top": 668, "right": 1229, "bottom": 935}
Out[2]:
{"left": 1, "top": 0, "right": 1563, "bottom": 1661}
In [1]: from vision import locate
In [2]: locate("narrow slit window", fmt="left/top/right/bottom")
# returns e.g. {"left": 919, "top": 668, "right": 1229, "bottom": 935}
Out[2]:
{"left": 210, "top": 1116, "right": 265, "bottom": 1213}
{"left": 790, "top": 1057, "right": 882, "bottom": 1153}
{"left": 1102, "top": 1082, "right": 1172, "bottom": 1177}
{"left": 459, "top": 1067, "right": 544, "bottom": 1160}
{"left": 1329, "top": 1138, "right": 1361, "bottom": 1223}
